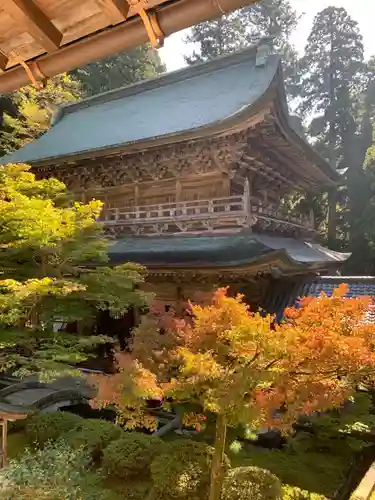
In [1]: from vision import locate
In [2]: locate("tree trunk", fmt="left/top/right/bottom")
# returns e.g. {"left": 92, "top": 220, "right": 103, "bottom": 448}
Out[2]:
{"left": 209, "top": 414, "right": 227, "bottom": 500}
{"left": 327, "top": 11, "right": 337, "bottom": 250}
{"left": 327, "top": 188, "right": 337, "bottom": 249}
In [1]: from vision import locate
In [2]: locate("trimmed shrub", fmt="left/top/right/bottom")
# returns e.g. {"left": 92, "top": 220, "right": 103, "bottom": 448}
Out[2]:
{"left": 0, "top": 440, "right": 92, "bottom": 500}
{"left": 282, "top": 485, "right": 328, "bottom": 500}
{"left": 103, "top": 432, "right": 163, "bottom": 479}
{"left": 65, "top": 418, "right": 123, "bottom": 460}
{"left": 25, "top": 411, "right": 83, "bottom": 447}
{"left": 221, "top": 466, "right": 282, "bottom": 500}
{"left": 151, "top": 439, "right": 230, "bottom": 500}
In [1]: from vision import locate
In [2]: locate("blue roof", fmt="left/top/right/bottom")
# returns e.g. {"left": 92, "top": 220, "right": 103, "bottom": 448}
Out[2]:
{"left": 299, "top": 277, "right": 375, "bottom": 298}
{"left": 2, "top": 47, "right": 280, "bottom": 165}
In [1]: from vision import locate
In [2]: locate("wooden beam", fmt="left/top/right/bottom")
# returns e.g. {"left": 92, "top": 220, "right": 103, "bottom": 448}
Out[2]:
{"left": 95, "top": 0, "right": 130, "bottom": 25}
{"left": 3, "top": 0, "right": 62, "bottom": 52}
{"left": 0, "top": 50, "right": 8, "bottom": 72}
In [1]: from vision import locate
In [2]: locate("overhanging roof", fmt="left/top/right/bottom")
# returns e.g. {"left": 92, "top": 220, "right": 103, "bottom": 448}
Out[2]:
{"left": 0, "top": 0, "right": 259, "bottom": 93}
{"left": 2, "top": 47, "right": 279, "bottom": 164}
{"left": 1, "top": 46, "right": 340, "bottom": 186}
{"left": 108, "top": 232, "right": 350, "bottom": 274}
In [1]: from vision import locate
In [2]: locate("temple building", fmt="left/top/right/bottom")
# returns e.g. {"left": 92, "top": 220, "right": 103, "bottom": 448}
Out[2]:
{"left": 1, "top": 42, "right": 349, "bottom": 314}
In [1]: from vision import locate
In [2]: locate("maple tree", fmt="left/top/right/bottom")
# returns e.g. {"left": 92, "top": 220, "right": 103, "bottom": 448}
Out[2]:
{"left": 93, "top": 285, "right": 375, "bottom": 500}
{"left": 0, "top": 163, "right": 146, "bottom": 379}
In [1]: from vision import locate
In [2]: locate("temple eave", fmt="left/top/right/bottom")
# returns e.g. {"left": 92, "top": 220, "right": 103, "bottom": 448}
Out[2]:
{"left": 108, "top": 232, "right": 350, "bottom": 281}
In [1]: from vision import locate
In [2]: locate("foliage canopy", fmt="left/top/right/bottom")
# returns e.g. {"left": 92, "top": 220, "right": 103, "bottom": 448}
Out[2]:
{"left": 0, "top": 164, "right": 146, "bottom": 378}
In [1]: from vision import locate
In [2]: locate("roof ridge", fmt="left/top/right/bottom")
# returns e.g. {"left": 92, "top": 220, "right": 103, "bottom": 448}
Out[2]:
{"left": 52, "top": 43, "right": 266, "bottom": 125}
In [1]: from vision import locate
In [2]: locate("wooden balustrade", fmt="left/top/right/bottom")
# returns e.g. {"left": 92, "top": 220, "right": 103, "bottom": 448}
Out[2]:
{"left": 99, "top": 195, "right": 315, "bottom": 236}
{"left": 102, "top": 196, "right": 245, "bottom": 223}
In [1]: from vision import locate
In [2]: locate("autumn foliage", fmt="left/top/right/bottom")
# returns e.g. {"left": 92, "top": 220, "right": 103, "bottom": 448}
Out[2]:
{"left": 92, "top": 285, "right": 375, "bottom": 500}
{"left": 94, "top": 285, "right": 375, "bottom": 429}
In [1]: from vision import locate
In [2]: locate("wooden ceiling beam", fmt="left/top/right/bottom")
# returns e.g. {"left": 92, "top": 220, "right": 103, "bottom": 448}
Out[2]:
{"left": 0, "top": 50, "right": 8, "bottom": 72}
{"left": 3, "top": 0, "right": 62, "bottom": 52}
{"left": 95, "top": 0, "right": 130, "bottom": 25}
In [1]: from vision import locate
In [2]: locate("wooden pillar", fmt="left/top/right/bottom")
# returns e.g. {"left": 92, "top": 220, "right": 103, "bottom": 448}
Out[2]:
{"left": 222, "top": 173, "right": 230, "bottom": 196}
{"left": 1, "top": 418, "right": 7, "bottom": 468}
{"left": 176, "top": 178, "right": 181, "bottom": 202}
{"left": 134, "top": 182, "right": 139, "bottom": 206}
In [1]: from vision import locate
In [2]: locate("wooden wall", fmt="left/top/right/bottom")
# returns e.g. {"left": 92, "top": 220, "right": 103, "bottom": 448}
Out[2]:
{"left": 82, "top": 171, "right": 232, "bottom": 210}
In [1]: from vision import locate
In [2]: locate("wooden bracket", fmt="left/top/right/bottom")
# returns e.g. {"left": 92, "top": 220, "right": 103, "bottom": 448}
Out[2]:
{"left": 13, "top": 55, "right": 47, "bottom": 89}
{"left": 137, "top": 7, "right": 165, "bottom": 49}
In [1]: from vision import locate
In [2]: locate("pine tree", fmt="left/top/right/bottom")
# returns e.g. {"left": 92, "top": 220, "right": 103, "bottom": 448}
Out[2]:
{"left": 184, "top": 12, "right": 249, "bottom": 63}
{"left": 184, "top": 1, "right": 298, "bottom": 95}
{"left": 0, "top": 74, "right": 81, "bottom": 155}
{"left": 296, "top": 7, "right": 366, "bottom": 251}
{"left": 0, "top": 164, "right": 146, "bottom": 379}
{"left": 70, "top": 45, "right": 165, "bottom": 97}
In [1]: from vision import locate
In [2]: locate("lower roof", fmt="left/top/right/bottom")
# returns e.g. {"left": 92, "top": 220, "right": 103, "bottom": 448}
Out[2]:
{"left": 108, "top": 232, "right": 349, "bottom": 274}
{"left": 298, "top": 276, "right": 375, "bottom": 298}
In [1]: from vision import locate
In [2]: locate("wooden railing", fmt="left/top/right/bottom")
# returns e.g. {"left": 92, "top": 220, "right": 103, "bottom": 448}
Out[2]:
{"left": 251, "top": 202, "right": 314, "bottom": 229}
{"left": 102, "top": 196, "right": 246, "bottom": 223}
{"left": 99, "top": 194, "right": 315, "bottom": 236}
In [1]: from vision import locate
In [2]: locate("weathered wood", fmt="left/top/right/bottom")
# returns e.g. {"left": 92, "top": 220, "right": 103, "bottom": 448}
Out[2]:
{"left": 94, "top": 0, "right": 130, "bottom": 24}
{"left": 4, "top": 0, "right": 63, "bottom": 52}
{"left": 0, "top": 0, "right": 262, "bottom": 92}
{"left": 0, "top": 49, "right": 8, "bottom": 71}
{"left": 1, "top": 418, "right": 7, "bottom": 468}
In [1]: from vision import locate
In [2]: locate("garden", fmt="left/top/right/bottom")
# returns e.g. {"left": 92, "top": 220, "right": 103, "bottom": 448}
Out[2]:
{"left": 4, "top": 286, "right": 375, "bottom": 500}
{"left": 1, "top": 165, "right": 375, "bottom": 500}
{"left": 3, "top": 393, "right": 374, "bottom": 500}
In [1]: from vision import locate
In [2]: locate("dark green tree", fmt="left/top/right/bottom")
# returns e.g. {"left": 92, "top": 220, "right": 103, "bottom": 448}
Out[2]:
{"left": 184, "top": 1, "right": 298, "bottom": 95}
{"left": 70, "top": 45, "right": 165, "bottom": 97}
{"left": 296, "top": 7, "right": 368, "bottom": 256}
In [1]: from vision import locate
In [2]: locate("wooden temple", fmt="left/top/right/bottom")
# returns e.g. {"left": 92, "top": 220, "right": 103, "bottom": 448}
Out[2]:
{"left": 1, "top": 42, "right": 349, "bottom": 315}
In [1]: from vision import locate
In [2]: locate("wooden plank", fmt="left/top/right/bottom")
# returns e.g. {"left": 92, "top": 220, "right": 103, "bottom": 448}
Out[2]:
{"left": 3, "top": 0, "right": 63, "bottom": 52}
{"left": 94, "top": 0, "right": 130, "bottom": 24}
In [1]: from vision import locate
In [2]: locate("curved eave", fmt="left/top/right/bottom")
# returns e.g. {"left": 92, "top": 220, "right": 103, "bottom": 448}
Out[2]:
{"left": 1, "top": 53, "right": 338, "bottom": 188}
{"left": 108, "top": 234, "right": 350, "bottom": 275}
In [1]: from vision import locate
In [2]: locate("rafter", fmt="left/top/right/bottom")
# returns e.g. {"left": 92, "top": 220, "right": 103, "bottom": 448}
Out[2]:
{"left": 3, "top": 0, "right": 62, "bottom": 52}
{"left": 95, "top": 0, "right": 130, "bottom": 24}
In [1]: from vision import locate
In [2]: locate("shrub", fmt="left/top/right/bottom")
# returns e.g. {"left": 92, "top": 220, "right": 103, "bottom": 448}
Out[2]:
{"left": 0, "top": 440, "right": 92, "bottom": 500}
{"left": 221, "top": 466, "right": 282, "bottom": 500}
{"left": 25, "top": 411, "right": 83, "bottom": 447}
{"left": 229, "top": 444, "right": 351, "bottom": 497}
{"left": 65, "top": 418, "right": 123, "bottom": 460}
{"left": 151, "top": 439, "right": 230, "bottom": 500}
{"left": 282, "top": 485, "right": 328, "bottom": 500}
{"left": 103, "top": 432, "right": 163, "bottom": 479}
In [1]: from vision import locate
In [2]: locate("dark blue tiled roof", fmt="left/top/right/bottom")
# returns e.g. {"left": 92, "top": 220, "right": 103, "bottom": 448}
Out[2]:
{"left": 299, "top": 277, "right": 375, "bottom": 298}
